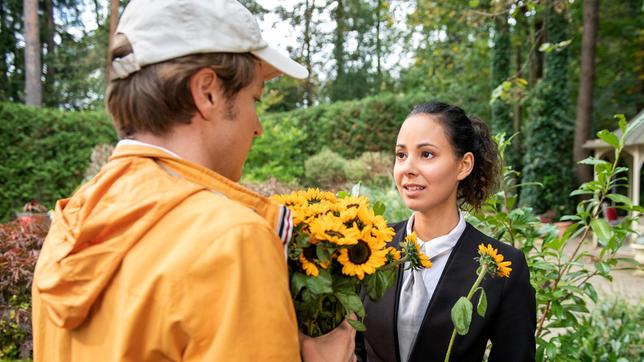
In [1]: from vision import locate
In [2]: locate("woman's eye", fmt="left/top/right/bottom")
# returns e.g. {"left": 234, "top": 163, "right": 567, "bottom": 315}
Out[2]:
{"left": 396, "top": 152, "right": 406, "bottom": 159}
{"left": 421, "top": 151, "right": 434, "bottom": 159}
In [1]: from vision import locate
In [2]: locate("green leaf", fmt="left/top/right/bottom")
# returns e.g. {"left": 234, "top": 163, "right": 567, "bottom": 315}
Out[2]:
{"left": 559, "top": 215, "right": 581, "bottom": 222}
{"left": 616, "top": 114, "right": 627, "bottom": 134}
{"left": 291, "top": 272, "right": 307, "bottom": 296}
{"left": 306, "top": 269, "right": 333, "bottom": 295}
{"left": 451, "top": 297, "right": 473, "bottom": 335}
{"left": 333, "top": 277, "right": 357, "bottom": 294}
{"left": 316, "top": 243, "right": 331, "bottom": 263}
{"left": 590, "top": 219, "right": 612, "bottom": 246}
{"left": 546, "top": 341, "right": 557, "bottom": 359}
{"left": 476, "top": 289, "right": 487, "bottom": 317}
{"left": 578, "top": 157, "right": 609, "bottom": 166}
{"left": 570, "top": 189, "right": 594, "bottom": 197}
{"left": 337, "top": 191, "right": 348, "bottom": 199}
{"left": 366, "top": 268, "right": 397, "bottom": 301}
{"left": 347, "top": 319, "right": 366, "bottom": 331}
{"left": 606, "top": 193, "right": 633, "bottom": 207}
{"left": 595, "top": 261, "right": 610, "bottom": 274}
{"left": 335, "top": 292, "right": 365, "bottom": 318}
{"left": 373, "top": 201, "right": 386, "bottom": 216}
{"left": 597, "top": 130, "right": 620, "bottom": 149}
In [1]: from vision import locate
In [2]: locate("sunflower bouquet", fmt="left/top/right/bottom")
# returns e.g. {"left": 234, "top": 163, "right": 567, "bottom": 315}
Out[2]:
{"left": 272, "top": 188, "right": 431, "bottom": 337}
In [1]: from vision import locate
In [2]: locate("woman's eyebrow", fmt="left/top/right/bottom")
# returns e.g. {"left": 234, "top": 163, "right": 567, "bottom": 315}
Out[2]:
{"left": 416, "top": 142, "right": 437, "bottom": 148}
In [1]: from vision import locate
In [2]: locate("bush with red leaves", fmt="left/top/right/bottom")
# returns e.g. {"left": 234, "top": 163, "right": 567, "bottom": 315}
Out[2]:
{"left": 0, "top": 214, "right": 48, "bottom": 359}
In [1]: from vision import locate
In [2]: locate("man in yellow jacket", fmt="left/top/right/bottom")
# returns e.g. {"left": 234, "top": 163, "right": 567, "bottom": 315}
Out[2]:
{"left": 31, "top": 0, "right": 356, "bottom": 361}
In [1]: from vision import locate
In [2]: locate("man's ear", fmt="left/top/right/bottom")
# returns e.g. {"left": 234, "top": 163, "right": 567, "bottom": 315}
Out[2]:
{"left": 457, "top": 152, "right": 474, "bottom": 181}
{"left": 190, "top": 68, "right": 219, "bottom": 120}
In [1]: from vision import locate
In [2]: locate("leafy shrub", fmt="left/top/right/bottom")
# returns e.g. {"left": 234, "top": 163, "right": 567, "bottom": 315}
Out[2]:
{"left": 0, "top": 215, "right": 49, "bottom": 359}
{"left": 245, "top": 114, "right": 307, "bottom": 181}
{"left": 0, "top": 102, "right": 117, "bottom": 221}
{"left": 358, "top": 183, "right": 411, "bottom": 223}
{"left": 241, "top": 177, "right": 302, "bottom": 197}
{"left": 304, "top": 148, "right": 348, "bottom": 187}
{"left": 344, "top": 152, "right": 392, "bottom": 186}
{"left": 554, "top": 299, "right": 644, "bottom": 361}
{"left": 468, "top": 123, "right": 643, "bottom": 361}
{"left": 244, "top": 92, "right": 432, "bottom": 181}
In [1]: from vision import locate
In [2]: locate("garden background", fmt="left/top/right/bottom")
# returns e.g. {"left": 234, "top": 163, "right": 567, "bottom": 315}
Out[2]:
{"left": 1, "top": 0, "right": 643, "bottom": 360}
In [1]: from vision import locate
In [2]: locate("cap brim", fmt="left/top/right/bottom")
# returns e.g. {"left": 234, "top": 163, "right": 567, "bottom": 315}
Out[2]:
{"left": 252, "top": 46, "right": 308, "bottom": 80}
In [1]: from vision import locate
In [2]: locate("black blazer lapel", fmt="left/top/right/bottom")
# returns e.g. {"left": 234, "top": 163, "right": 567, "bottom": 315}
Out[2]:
{"left": 408, "top": 223, "right": 481, "bottom": 362}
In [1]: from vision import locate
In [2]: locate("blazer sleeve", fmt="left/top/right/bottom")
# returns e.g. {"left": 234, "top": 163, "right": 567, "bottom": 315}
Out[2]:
{"left": 488, "top": 251, "right": 536, "bottom": 362}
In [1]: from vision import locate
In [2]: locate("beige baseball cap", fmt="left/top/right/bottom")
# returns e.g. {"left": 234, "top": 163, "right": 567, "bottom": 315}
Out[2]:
{"left": 111, "top": 0, "right": 308, "bottom": 80}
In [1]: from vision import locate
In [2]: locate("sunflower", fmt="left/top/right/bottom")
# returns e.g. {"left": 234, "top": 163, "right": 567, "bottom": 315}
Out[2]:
{"left": 271, "top": 193, "right": 306, "bottom": 208}
{"left": 338, "top": 195, "right": 370, "bottom": 210}
{"left": 403, "top": 232, "right": 433, "bottom": 269}
{"left": 385, "top": 246, "right": 401, "bottom": 262}
{"left": 339, "top": 206, "right": 372, "bottom": 230}
{"left": 477, "top": 243, "right": 512, "bottom": 278}
{"left": 296, "top": 202, "right": 335, "bottom": 227}
{"left": 299, "top": 246, "right": 320, "bottom": 277}
{"left": 302, "top": 188, "right": 337, "bottom": 205}
{"left": 309, "top": 214, "right": 360, "bottom": 245}
{"left": 337, "top": 231, "right": 388, "bottom": 280}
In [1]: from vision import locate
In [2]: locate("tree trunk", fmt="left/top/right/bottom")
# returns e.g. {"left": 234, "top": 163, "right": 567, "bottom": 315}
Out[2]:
{"left": 44, "top": 0, "right": 55, "bottom": 102}
{"left": 574, "top": 0, "right": 599, "bottom": 184}
{"left": 529, "top": 17, "right": 544, "bottom": 85}
{"left": 330, "top": 0, "right": 346, "bottom": 101}
{"left": 514, "top": 40, "right": 522, "bottom": 165}
{"left": 303, "top": 0, "right": 314, "bottom": 106}
{"left": 23, "top": 0, "right": 41, "bottom": 106}
{"left": 376, "top": 0, "right": 381, "bottom": 89}
{"left": 106, "top": 0, "right": 120, "bottom": 81}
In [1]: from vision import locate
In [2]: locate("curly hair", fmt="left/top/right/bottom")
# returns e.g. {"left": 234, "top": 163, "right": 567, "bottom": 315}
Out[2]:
{"left": 407, "top": 101, "right": 500, "bottom": 210}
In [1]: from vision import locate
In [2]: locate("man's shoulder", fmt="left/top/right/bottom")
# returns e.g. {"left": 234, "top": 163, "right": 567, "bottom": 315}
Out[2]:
{"left": 172, "top": 190, "right": 271, "bottom": 232}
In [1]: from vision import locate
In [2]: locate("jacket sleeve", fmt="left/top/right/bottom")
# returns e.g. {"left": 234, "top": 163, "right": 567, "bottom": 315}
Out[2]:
{"left": 178, "top": 223, "right": 301, "bottom": 362}
{"left": 488, "top": 251, "right": 536, "bottom": 362}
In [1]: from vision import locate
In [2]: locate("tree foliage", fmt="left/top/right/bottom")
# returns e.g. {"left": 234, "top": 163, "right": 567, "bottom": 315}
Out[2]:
{"left": 520, "top": 5, "right": 576, "bottom": 215}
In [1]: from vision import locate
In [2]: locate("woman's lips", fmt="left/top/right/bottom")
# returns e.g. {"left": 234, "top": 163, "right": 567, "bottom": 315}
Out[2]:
{"left": 402, "top": 184, "right": 426, "bottom": 196}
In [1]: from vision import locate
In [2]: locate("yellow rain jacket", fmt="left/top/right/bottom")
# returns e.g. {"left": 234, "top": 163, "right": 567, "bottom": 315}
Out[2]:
{"left": 32, "top": 144, "right": 300, "bottom": 361}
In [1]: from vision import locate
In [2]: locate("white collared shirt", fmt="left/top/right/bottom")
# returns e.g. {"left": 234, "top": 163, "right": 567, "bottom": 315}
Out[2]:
{"left": 117, "top": 139, "right": 182, "bottom": 158}
{"left": 401, "top": 211, "right": 466, "bottom": 310}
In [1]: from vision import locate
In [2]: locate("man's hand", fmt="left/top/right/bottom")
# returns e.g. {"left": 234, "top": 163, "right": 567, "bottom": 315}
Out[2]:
{"left": 299, "top": 319, "right": 357, "bottom": 362}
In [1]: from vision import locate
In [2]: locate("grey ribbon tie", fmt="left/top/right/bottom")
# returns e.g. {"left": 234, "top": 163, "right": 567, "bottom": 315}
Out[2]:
{"left": 398, "top": 267, "right": 430, "bottom": 362}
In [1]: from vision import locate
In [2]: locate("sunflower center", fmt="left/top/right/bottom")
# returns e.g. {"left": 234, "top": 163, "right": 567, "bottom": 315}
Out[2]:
{"left": 325, "top": 230, "right": 344, "bottom": 238}
{"left": 302, "top": 245, "right": 317, "bottom": 261}
{"left": 348, "top": 240, "right": 371, "bottom": 264}
{"left": 308, "top": 197, "right": 322, "bottom": 204}
{"left": 344, "top": 218, "right": 365, "bottom": 230}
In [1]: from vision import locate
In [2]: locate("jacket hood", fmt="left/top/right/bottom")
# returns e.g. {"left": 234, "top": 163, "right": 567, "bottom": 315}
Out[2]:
{"left": 33, "top": 145, "right": 287, "bottom": 329}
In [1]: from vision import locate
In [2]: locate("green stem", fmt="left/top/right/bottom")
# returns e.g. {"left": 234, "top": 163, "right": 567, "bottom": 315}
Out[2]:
{"left": 444, "top": 265, "right": 488, "bottom": 362}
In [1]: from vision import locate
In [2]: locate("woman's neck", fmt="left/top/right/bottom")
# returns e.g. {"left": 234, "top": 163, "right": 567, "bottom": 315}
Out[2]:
{"left": 412, "top": 206, "right": 460, "bottom": 242}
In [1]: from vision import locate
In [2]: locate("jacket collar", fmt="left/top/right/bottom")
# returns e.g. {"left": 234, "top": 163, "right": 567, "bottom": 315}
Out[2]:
{"left": 110, "top": 144, "right": 293, "bottom": 245}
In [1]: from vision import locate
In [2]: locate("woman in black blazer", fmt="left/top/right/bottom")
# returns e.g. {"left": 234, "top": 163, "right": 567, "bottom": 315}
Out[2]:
{"left": 356, "top": 101, "right": 536, "bottom": 362}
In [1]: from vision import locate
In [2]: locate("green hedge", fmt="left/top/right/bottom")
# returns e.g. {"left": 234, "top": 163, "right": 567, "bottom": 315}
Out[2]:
{"left": 0, "top": 102, "right": 117, "bottom": 221}
{"left": 246, "top": 92, "right": 432, "bottom": 181}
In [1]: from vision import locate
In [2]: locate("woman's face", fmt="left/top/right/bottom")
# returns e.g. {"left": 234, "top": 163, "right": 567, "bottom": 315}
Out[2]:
{"left": 393, "top": 114, "right": 472, "bottom": 215}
